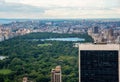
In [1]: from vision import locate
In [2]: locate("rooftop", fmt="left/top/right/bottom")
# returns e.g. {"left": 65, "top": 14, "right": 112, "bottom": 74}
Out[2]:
{"left": 79, "top": 43, "right": 120, "bottom": 50}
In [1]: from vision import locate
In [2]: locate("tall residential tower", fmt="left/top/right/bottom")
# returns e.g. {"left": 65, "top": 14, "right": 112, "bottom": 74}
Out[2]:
{"left": 51, "top": 66, "right": 62, "bottom": 82}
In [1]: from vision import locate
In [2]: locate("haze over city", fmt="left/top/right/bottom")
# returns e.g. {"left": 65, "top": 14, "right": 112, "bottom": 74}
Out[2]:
{"left": 0, "top": 0, "right": 120, "bottom": 19}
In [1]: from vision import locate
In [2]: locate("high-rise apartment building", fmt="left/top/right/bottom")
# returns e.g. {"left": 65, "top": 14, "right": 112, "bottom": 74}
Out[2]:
{"left": 79, "top": 43, "right": 120, "bottom": 82}
{"left": 108, "top": 28, "right": 114, "bottom": 42}
{"left": 51, "top": 66, "right": 62, "bottom": 82}
{"left": 92, "top": 26, "right": 99, "bottom": 34}
{"left": 23, "top": 77, "right": 28, "bottom": 82}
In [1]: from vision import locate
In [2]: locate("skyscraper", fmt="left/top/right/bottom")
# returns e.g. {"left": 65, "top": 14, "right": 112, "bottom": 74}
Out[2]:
{"left": 92, "top": 26, "right": 99, "bottom": 34}
{"left": 22, "top": 77, "right": 28, "bottom": 82}
{"left": 108, "top": 28, "right": 114, "bottom": 42}
{"left": 79, "top": 43, "right": 120, "bottom": 82}
{"left": 51, "top": 66, "right": 62, "bottom": 82}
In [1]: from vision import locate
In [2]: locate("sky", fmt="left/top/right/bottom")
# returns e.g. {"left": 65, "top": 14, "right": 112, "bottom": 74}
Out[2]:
{"left": 0, "top": 0, "right": 120, "bottom": 19}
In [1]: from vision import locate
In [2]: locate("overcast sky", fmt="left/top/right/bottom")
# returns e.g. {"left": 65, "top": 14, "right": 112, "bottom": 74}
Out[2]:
{"left": 0, "top": 0, "right": 120, "bottom": 19}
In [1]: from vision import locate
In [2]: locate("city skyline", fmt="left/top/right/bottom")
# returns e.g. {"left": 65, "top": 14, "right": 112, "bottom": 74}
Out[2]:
{"left": 0, "top": 0, "right": 120, "bottom": 19}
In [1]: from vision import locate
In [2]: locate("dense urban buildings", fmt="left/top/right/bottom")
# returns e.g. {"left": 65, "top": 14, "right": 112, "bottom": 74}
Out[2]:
{"left": 51, "top": 66, "right": 62, "bottom": 82}
{"left": 78, "top": 43, "right": 120, "bottom": 82}
{"left": 0, "top": 19, "right": 120, "bottom": 43}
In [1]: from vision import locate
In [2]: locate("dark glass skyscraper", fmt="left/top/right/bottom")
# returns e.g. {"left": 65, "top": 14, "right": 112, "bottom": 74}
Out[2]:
{"left": 79, "top": 44, "right": 120, "bottom": 82}
{"left": 92, "top": 26, "right": 99, "bottom": 34}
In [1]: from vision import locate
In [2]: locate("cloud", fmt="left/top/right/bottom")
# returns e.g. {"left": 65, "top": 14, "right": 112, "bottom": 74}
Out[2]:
{"left": 43, "top": 7, "right": 120, "bottom": 18}
{"left": 0, "top": 0, "right": 5, "bottom": 2}
{"left": 0, "top": 1, "right": 45, "bottom": 13}
{"left": 9, "top": 0, "right": 119, "bottom": 8}
{"left": 0, "top": 0, "right": 120, "bottom": 18}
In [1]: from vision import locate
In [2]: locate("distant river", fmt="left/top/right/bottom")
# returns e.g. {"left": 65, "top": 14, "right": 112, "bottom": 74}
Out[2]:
{"left": 0, "top": 19, "right": 13, "bottom": 24}
{"left": 41, "top": 38, "right": 85, "bottom": 41}
{"left": 0, "top": 19, "right": 32, "bottom": 24}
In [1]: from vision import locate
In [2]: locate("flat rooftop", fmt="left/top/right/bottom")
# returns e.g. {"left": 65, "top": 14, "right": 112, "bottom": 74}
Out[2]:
{"left": 79, "top": 43, "right": 120, "bottom": 50}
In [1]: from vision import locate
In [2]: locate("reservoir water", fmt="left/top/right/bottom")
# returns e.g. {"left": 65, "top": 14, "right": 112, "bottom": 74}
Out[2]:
{"left": 41, "top": 38, "right": 85, "bottom": 41}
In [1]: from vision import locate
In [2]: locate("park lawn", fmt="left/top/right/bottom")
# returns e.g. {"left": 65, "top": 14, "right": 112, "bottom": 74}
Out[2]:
{"left": 0, "top": 69, "right": 12, "bottom": 75}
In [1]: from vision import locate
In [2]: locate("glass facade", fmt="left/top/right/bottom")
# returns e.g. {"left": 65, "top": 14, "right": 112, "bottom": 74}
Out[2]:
{"left": 80, "top": 50, "right": 119, "bottom": 82}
